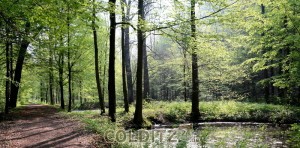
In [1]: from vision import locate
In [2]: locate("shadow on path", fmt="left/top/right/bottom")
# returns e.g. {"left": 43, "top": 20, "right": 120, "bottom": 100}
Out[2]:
{"left": 0, "top": 105, "right": 96, "bottom": 148}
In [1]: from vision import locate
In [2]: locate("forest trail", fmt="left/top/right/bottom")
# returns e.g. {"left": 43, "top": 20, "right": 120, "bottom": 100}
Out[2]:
{"left": 0, "top": 105, "right": 98, "bottom": 148}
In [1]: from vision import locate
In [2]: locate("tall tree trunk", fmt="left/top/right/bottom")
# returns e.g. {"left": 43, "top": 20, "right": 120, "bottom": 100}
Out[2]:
{"left": 124, "top": 0, "right": 134, "bottom": 104}
{"left": 183, "top": 50, "right": 187, "bottom": 102}
{"left": 45, "top": 87, "right": 49, "bottom": 103}
{"left": 133, "top": 0, "right": 144, "bottom": 127}
{"left": 67, "top": 7, "right": 72, "bottom": 112}
{"left": 72, "top": 81, "right": 75, "bottom": 105}
{"left": 40, "top": 82, "right": 43, "bottom": 102}
{"left": 79, "top": 80, "right": 82, "bottom": 105}
{"left": 121, "top": 0, "right": 129, "bottom": 113}
{"left": 102, "top": 52, "right": 107, "bottom": 100}
{"left": 9, "top": 42, "right": 13, "bottom": 105}
{"left": 101, "top": 41, "right": 108, "bottom": 100}
{"left": 190, "top": 0, "right": 200, "bottom": 122}
{"left": 56, "top": 87, "right": 59, "bottom": 104}
{"left": 49, "top": 41, "right": 54, "bottom": 105}
{"left": 10, "top": 22, "right": 30, "bottom": 108}
{"left": 92, "top": 0, "right": 105, "bottom": 114}
{"left": 108, "top": 0, "right": 117, "bottom": 122}
{"left": 5, "top": 29, "right": 11, "bottom": 114}
{"left": 143, "top": 41, "right": 150, "bottom": 99}
{"left": 59, "top": 51, "right": 65, "bottom": 109}
{"left": 143, "top": 1, "right": 150, "bottom": 99}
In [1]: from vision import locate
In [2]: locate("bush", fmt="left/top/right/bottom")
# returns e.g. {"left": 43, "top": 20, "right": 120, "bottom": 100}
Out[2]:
{"left": 141, "top": 100, "right": 300, "bottom": 124}
{"left": 288, "top": 124, "right": 300, "bottom": 148}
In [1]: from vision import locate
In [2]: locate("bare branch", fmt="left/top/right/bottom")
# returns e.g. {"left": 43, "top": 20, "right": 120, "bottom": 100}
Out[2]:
{"left": 146, "top": 1, "right": 238, "bottom": 32}
{"left": 115, "top": 22, "right": 136, "bottom": 30}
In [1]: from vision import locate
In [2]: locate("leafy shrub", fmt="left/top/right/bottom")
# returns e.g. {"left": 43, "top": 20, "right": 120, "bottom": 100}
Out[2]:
{"left": 288, "top": 124, "right": 300, "bottom": 148}
{"left": 139, "top": 101, "right": 300, "bottom": 124}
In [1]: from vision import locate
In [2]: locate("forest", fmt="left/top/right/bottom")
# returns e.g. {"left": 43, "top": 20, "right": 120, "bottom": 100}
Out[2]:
{"left": 1, "top": 0, "right": 300, "bottom": 147}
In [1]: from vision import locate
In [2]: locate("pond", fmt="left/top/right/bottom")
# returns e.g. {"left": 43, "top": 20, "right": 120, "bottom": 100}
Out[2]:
{"left": 121, "top": 122, "right": 290, "bottom": 148}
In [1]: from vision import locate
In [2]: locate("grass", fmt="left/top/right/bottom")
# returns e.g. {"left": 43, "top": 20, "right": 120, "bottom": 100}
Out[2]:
{"left": 288, "top": 124, "right": 300, "bottom": 148}
{"left": 199, "top": 101, "right": 300, "bottom": 123}
{"left": 141, "top": 100, "right": 300, "bottom": 124}
{"left": 61, "top": 100, "right": 300, "bottom": 147}
{"left": 61, "top": 110, "right": 132, "bottom": 148}
{"left": 70, "top": 100, "right": 300, "bottom": 127}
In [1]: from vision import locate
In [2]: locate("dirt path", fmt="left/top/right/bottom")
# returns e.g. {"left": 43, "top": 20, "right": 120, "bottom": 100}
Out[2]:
{"left": 0, "top": 105, "right": 97, "bottom": 148}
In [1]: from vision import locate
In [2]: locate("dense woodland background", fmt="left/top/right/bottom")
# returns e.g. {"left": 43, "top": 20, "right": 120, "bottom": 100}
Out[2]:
{"left": 0, "top": 0, "right": 300, "bottom": 125}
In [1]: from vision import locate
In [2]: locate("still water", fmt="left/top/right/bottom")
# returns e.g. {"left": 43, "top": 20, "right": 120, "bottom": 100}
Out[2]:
{"left": 123, "top": 123, "right": 289, "bottom": 148}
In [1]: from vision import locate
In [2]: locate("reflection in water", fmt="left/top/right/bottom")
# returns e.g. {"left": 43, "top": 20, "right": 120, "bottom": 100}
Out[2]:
{"left": 124, "top": 123, "right": 289, "bottom": 148}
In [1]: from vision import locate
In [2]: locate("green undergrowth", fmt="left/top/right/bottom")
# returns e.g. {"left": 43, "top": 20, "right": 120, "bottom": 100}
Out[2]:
{"left": 62, "top": 101, "right": 300, "bottom": 147}
{"left": 71, "top": 100, "right": 300, "bottom": 126}
{"left": 288, "top": 124, "right": 300, "bottom": 147}
{"left": 143, "top": 101, "right": 300, "bottom": 124}
{"left": 62, "top": 111, "right": 131, "bottom": 148}
{"left": 201, "top": 101, "right": 300, "bottom": 123}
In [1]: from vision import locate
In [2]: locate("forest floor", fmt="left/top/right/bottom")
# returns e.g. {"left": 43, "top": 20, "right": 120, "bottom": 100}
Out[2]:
{"left": 0, "top": 104, "right": 104, "bottom": 148}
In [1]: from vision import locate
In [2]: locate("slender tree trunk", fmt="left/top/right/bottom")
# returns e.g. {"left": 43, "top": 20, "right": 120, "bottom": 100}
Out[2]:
{"left": 108, "top": 0, "right": 117, "bottom": 122}
{"left": 79, "top": 80, "right": 82, "bottom": 105}
{"left": 143, "top": 41, "right": 150, "bottom": 99}
{"left": 102, "top": 53, "right": 107, "bottom": 100}
{"left": 143, "top": 0, "right": 151, "bottom": 100}
{"left": 56, "top": 87, "right": 59, "bottom": 104}
{"left": 101, "top": 41, "right": 108, "bottom": 101}
{"left": 191, "top": 0, "right": 200, "bottom": 122}
{"left": 72, "top": 81, "right": 75, "bottom": 105}
{"left": 9, "top": 43, "right": 13, "bottom": 105}
{"left": 67, "top": 7, "right": 72, "bottom": 112}
{"left": 45, "top": 87, "right": 49, "bottom": 103}
{"left": 121, "top": 1, "right": 129, "bottom": 113}
{"left": 92, "top": 0, "right": 105, "bottom": 114}
{"left": 133, "top": 0, "right": 144, "bottom": 127}
{"left": 10, "top": 22, "right": 30, "bottom": 108}
{"left": 124, "top": 0, "right": 134, "bottom": 104}
{"left": 40, "top": 82, "right": 43, "bottom": 102}
{"left": 183, "top": 51, "right": 187, "bottom": 102}
{"left": 5, "top": 30, "right": 10, "bottom": 114}
{"left": 49, "top": 40, "right": 54, "bottom": 105}
{"left": 59, "top": 51, "right": 65, "bottom": 109}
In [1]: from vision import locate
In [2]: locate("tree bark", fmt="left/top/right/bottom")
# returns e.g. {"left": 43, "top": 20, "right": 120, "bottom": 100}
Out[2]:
{"left": 59, "top": 51, "right": 65, "bottom": 109}
{"left": 79, "top": 80, "right": 82, "bottom": 105}
{"left": 67, "top": 6, "right": 72, "bottom": 112}
{"left": 10, "top": 21, "right": 30, "bottom": 108}
{"left": 108, "top": 0, "right": 117, "bottom": 122}
{"left": 183, "top": 50, "right": 187, "bottom": 102}
{"left": 102, "top": 52, "right": 107, "bottom": 100}
{"left": 124, "top": 0, "right": 134, "bottom": 104}
{"left": 133, "top": 0, "right": 144, "bottom": 127}
{"left": 9, "top": 42, "right": 13, "bottom": 105}
{"left": 5, "top": 31, "right": 11, "bottom": 114}
{"left": 143, "top": 1, "right": 150, "bottom": 99}
{"left": 45, "top": 87, "right": 49, "bottom": 103}
{"left": 92, "top": 0, "right": 105, "bottom": 114}
{"left": 40, "top": 82, "right": 43, "bottom": 102}
{"left": 49, "top": 40, "right": 54, "bottom": 105}
{"left": 122, "top": 0, "right": 129, "bottom": 113}
{"left": 143, "top": 41, "right": 150, "bottom": 99}
{"left": 191, "top": 0, "right": 200, "bottom": 122}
